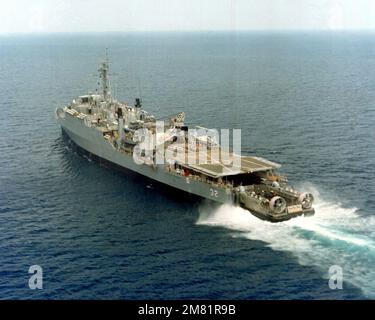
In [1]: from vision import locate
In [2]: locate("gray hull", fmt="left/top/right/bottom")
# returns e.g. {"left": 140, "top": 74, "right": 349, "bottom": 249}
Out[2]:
{"left": 59, "top": 113, "right": 234, "bottom": 204}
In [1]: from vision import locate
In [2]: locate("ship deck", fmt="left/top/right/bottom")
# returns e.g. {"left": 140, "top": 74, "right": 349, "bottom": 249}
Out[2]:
{"left": 174, "top": 145, "right": 281, "bottom": 178}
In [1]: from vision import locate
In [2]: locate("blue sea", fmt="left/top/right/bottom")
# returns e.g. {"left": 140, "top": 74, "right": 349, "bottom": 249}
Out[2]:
{"left": 0, "top": 32, "right": 374, "bottom": 299}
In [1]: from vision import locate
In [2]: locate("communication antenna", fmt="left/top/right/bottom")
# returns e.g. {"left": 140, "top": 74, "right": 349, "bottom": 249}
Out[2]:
{"left": 134, "top": 77, "right": 143, "bottom": 109}
{"left": 98, "top": 48, "right": 111, "bottom": 102}
{"left": 137, "top": 78, "right": 141, "bottom": 99}
{"left": 137, "top": 77, "right": 143, "bottom": 104}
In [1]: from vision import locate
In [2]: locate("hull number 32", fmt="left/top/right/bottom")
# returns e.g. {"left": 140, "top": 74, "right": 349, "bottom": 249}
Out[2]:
{"left": 210, "top": 188, "right": 218, "bottom": 198}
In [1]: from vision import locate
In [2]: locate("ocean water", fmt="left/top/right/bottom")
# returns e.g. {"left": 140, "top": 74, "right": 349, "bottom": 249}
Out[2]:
{"left": 0, "top": 32, "right": 374, "bottom": 299}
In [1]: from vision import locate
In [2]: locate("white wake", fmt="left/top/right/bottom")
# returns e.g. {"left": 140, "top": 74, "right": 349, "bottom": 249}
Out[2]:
{"left": 197, "top": 185, "right": 375, "bottom": 298}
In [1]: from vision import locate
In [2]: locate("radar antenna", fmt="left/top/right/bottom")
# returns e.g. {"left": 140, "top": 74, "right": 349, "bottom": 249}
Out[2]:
{"left": 98, "top": 49, "right": 111, "bottom": 102}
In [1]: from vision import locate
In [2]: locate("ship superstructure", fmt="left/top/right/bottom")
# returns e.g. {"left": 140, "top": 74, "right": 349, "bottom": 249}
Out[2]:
{"left": 56, "top": 57, "right": 315, "bottom": 222}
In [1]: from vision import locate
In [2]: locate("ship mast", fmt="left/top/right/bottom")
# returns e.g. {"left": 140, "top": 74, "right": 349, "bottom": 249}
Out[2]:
{"left": 98, "top": 49, "right": 111, "bottom": 102}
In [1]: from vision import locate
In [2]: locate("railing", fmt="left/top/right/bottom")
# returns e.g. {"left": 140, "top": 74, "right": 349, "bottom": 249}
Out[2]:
{"left": 167, "top": 166, "right": 233, "bottom": 189}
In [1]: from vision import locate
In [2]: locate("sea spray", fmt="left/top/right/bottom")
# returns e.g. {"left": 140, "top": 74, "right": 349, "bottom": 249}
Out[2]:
{"left": 197, "top": 187, "right": 375, "bottom": 298}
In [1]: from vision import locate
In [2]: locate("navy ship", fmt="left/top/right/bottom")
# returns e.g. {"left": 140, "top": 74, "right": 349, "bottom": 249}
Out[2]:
{"left": 56, "top": 57, "right": 315, "bottom": 222}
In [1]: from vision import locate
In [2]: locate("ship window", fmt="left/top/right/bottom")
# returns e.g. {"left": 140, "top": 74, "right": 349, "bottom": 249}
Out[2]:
{"left": 82, "top": 97, "right": 89, "bottom": 103}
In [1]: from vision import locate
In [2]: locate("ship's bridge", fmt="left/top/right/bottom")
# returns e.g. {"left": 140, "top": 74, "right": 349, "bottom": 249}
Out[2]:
{"left": 77, "top": 94, "right": 101, "bottom": 104}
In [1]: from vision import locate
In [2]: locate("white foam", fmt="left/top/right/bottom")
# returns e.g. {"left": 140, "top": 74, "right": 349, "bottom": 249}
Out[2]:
{"left": 196, "top": 185, "right": 375, "bottom": 298}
